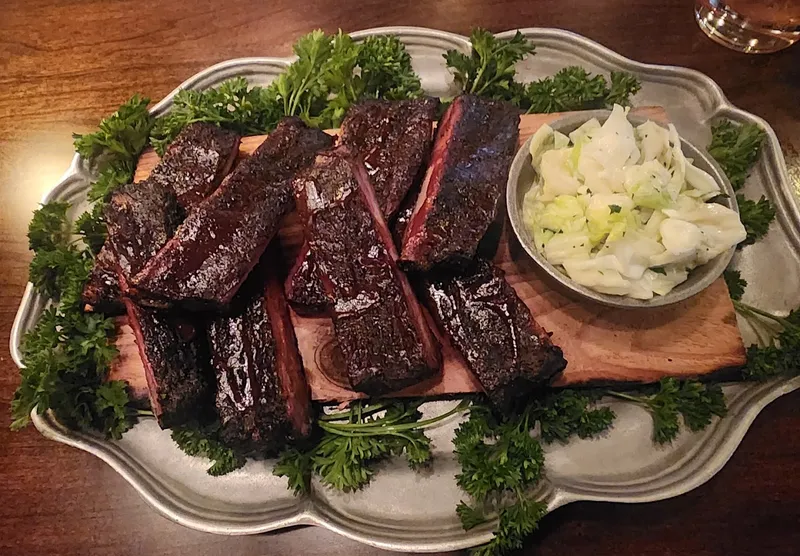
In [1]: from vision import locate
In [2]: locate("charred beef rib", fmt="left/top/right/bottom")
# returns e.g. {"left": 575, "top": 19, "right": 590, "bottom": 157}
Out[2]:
{"left": 123, "top": 299, "right": 213, "bottom": 428}
{"left": 294, "top": 149, "right": 441, "bottom": 395}
{"left": 81, "top": 241, "right": 125, "bottom": 315}
{"left": 400, "top": 95, "right": 520, "bottom": 271}
{"left": 131, "top": 118, "right": 333, "bottom": 309}
{"left": 424, "top": 260, "right": 566, "bottom": 410}
{"left": 285, "top": 98, "right": 438, "bottom": 315}
{"left": 207, "top": 263, "right": 313, "bottom": 455}
{"left": 104, "top": 177, "right": 182, "bottom": 292}
{"left": 103, "top": 123, "right": 240, "bottom": 293}
{"left": 340, "top": 98, "right": 439, "bottom": 217}
{"left": 148, "top": 122, "right": 241, "bottom": 211}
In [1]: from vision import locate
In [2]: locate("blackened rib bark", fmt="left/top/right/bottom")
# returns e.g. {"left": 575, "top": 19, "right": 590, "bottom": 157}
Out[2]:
{"left": 208, "top": 265, "right": 313, "bottom": 455}
{"left": 283, "top": 243, "right": 328, "bottom": 316}
{"left": 131, "top": 118, "right": 333, "bottom": 308}
{"left": 149, "top": 123, "right": 241, "bottom": 210}
{"left": 105, "top": 177, "right": 181, "bottom": 289}
{"left": 424, "top": 260, "right": 566, "bottom": 411}
{"left": 341, "top": 98, "right": 439, "bottom": 217}
{"left": 285, "top": 99, "right": 438, "bottom": 315}
{"left": 123, "top": 299, "right": 212, "bottom": 428}
{"left": 294, "top": 150, "right": 441, "bottom": 395}
{"left": 81, "top": 242, "right": 124, "bottom": 315}
{"left": 401, "top": 95, "right": 520, "bottom": 271}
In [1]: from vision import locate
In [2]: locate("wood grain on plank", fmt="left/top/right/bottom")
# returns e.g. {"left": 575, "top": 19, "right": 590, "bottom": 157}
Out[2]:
{"left": 112, "top": 105, "right": 745, "bottom": 402}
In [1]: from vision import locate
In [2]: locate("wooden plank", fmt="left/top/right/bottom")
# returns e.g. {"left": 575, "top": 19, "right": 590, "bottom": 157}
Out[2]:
{"left": 112, "top": 106, "right": 746, "bottom": 402}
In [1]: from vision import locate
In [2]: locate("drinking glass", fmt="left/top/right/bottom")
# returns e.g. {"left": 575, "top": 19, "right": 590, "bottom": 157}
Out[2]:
{"left": 695, "top": 0, "right": 800, "bottom": 53}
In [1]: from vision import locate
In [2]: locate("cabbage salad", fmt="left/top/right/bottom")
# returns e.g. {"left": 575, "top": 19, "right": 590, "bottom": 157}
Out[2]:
{"left": 523, "top": 105, "right": 746, "bottom": 299}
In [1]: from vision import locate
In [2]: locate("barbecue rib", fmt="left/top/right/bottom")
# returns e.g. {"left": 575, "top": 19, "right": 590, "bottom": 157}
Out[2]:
{"left": 131, "top": 118, "right": 333, "bottom": 309}
{"left": 285, "top": 98, "right": 438, "bottom": 315}
{"left": 294, "top": 149, "right": 441, "bottom": 394}
{"left": 81, "top": 241, "right": 125, "bottom": 315}
{"left": 104, "top": 177, "right": 182, "bottom": 291}
{"left": 341, "top": 98, "right": 439, "bottom": 217}
{"left": 207, "top": 263, "right": 313, "bottom": 455}
{"left": 149, "top": 123, "right": 241, "bottom": 210}
{"left": 400, "top": 95, "right": 520, "bottom": 271}
{"left": 123, "top": 299, "right": 213, "bottom": 428}
{"left": 104, "top": 123, "right": 240, "bottom": 291}
{"left": 424, "top": 260, "right": 566, "bottom": 410}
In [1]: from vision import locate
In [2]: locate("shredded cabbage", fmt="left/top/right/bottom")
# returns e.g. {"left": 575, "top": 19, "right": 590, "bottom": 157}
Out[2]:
{"left": 523, "top": 104, "right": 746, "bottom": 299}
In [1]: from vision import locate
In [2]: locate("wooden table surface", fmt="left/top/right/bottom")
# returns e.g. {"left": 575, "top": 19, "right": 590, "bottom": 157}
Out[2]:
{"left": 1, "top": 1, "right": 798, "bottom": 554}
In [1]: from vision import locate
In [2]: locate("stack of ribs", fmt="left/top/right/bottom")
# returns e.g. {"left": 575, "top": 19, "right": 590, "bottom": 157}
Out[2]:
{"left": 85, "top": 94, "right": 568, "bottom": 443}
{"left": 130, "top": 118, "right": 333, "bottom": 308}
{"left": 285, "top": 98, "right": 439, "bottom": 316}
{"left": 94, "top": 120, "right": 327, "bottom": 441}
{"left": 82, "top": 122, "right": 241, "bottom": 313}
{"left": 293, "top": 148, "right": 441, "bottom": 394}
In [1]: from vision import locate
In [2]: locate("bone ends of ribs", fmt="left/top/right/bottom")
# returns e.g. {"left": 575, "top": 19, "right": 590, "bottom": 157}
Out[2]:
{"left": 400, "top": 95, "right": 520, "bottom": 272}
{"left": 424, "top": 260, "right": 566, "bottom": 411}
{"left": 294, "top": 149, "right": 441, "bottom": 395}
{"left": 122, "top": 299, "right": 213, "bottom": 428}
{"left": 208, "top": 265, "right": 313, "bottom": 455}
{"left": 131, "top": 118, "right": 333, "bottom": 309}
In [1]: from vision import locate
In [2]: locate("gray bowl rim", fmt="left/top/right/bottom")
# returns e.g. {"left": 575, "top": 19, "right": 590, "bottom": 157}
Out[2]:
{"left": 506, "top": 108, "right": 739, "bottom": 309}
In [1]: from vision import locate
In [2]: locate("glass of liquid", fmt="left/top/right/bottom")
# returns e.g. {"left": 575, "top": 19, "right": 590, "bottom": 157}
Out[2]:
{"left": 695, "top": 0, "right": 800, "bottom": 53}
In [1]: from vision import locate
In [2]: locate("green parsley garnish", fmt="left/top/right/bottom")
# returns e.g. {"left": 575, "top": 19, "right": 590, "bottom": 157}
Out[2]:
{"left": 444, "top": 28, "right": 535, "bottom": 104}
{"left": 606, "top": 379, "right": 727, "bottom": 444}
{"left": 736, "top": 194, "right": 776, "bottom": 245}
{"left": 734, "top": 300, "right": 800, "bottom": 381}
{"left": 706, "top": 119, "right": 773, "bottom": 247}
{"left": 708, "top": 120, "right": 766, "bottom": 191}
{"left": 525, "top": 67, "right": 640, "bottom": 113}
{"left": 12, "top": 96, "right": 153, "bottom": 437}
{"left": 533, "top": 389, "right": 616, "bottom": 444}
{"left": 151, "top": 31, "right": 422, "bottom": 154}
{"left": 275, "top": 399, "right": 469, "bottom": 494}
{"left": 723, "top": 269, "right": 747, "bottom": 301}
{"left": 453, "top": 391, "right": 615, "bottom": 555}
{"left": 171, "top": 421, "right": 245, "bottom": 476}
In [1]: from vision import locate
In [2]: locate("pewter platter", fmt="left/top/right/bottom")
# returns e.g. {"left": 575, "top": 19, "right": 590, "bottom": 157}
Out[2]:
{"left": 10, "top": 27, "right": 800, "bottom": 552}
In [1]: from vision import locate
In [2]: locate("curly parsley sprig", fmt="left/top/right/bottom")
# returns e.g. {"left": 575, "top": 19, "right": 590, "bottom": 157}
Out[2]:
{"left": 275, "top": 399, "right": 469, "bottom": 494}
{"left": 151, "top": 31, "right": 422, "bottom": 153}
{"left": 171, "top": 421, "right": 245, "bottom": 476}
{"left": 525, "top": 68, "right": 641, "bottom": 114}
{"left": 708, "top": 120, "right": 766, "bottom": 191}
{"left": 606, "top": 379, "right": 727, "bottom": 444}
{"left": 443, "top": 29, "right": 640, "bottom": 112}
{"left": 444, "top": 29, "right": 535, "bottom": 104}
{"left": 454, "top": 391, "right": 615, "bottom": 556}
{"left": 707, "top": 119, "right": 772, "bottom": 246}
{"left": 734, "top": 300, "right": 800, "bottom": 381}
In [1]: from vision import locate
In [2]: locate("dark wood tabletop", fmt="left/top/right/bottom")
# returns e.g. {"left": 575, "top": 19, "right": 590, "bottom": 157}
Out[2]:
{"left": 2, "top": 1, "right": 799, "bottom": 555}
